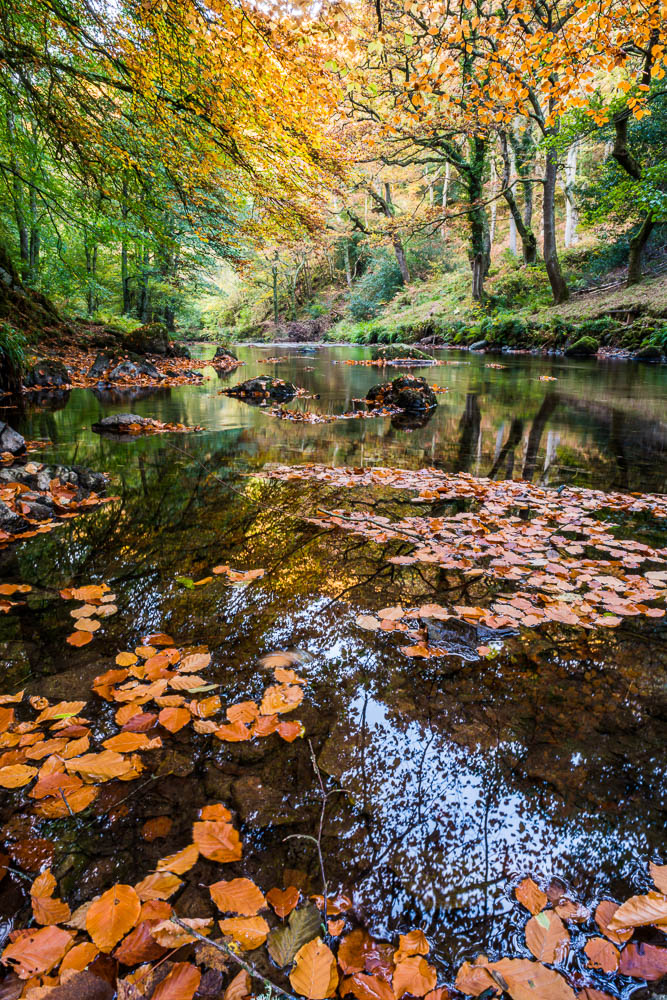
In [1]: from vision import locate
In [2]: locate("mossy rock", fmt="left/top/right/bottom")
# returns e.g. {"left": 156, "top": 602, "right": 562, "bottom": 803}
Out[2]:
{"left": 222, "top": 375, "right": 296, "bottom": 402}
{"left": 23, "top": 358, "right": 70, "bottom": 387}
{"left": 564, "top": 336, "right": 599, "bottom": 358}
{"left": 632, "top": 344, "right": 664, "bottom": 363}
{"left": 367, "top": 375, "right": 437, "bottom": 411}
{"left": 372, "top": 343, "right": 430, "bottom": 361}
{"left": 124, "top": 322, "right": 171, "bottom": 355}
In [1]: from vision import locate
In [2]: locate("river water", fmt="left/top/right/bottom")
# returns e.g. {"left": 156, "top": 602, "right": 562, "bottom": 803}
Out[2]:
{"left": 1, "top": 345, "right": 666, "bottom": 995}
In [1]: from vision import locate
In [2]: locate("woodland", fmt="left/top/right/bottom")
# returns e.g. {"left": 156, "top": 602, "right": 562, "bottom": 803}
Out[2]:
{"left": 0, "top": 4, "right": 666, "bottom": 1000}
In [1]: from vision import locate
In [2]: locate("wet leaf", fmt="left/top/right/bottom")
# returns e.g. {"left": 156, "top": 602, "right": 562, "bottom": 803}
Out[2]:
{"left": 86, "top": 885, "right": 141, "bottom": 952}
{"left": 454, "top": 961, "right": 497, "bottom": 997}
{"left": 210, "top": 878, "right": 266, "bottom": 916}
{"left": 156, "top": 844, "right": 199, "bottom": 875}
{"left": 480, "top": 958, "right": 575, "bottom": 1000}
{"left": 650, "top": 863, "right": 667, "bottom": 894}
{"left": 180, "top": 652, "right": 211, "bottom": 672}
{"left": 134, "top": 872, "right": 183, "bottom": 901}
{"left": 618, "top": 941, "right": 667, "bottom": 980}
{"left": 393, "top": 956, "right": 437, "bottom": 998}
{"left": 515, "top": 878, "right": 547, "bottom": 915}
{"left": 394, "top": 930, "right": 429, "bottom": 963}
{"left": 607, "top": 891, "right": 667, "bottom": 930}
{"left": 151, "top": 918, "right": 212, "bottom": 948}
{"left": 193, "top": 821, "right": 242, "bottom": 862}
{"left": 59, "top": 942, "right": 99, "bottom": 974}
{"left": 215, "top": 720, "right": 251, "bottom": 742}
{"left": 339, "top": 929, "right": 374, "bottom": 974}
{"left": 141, "top": 816, "right": 173, "bottom": 841}
{"left": 583, "top": 937, "right": 619, "bottom": 972}
{"left": 113, "top": 922, "right": 165, "bottom": 965}
{"left": 525, "top": 912, "right": 569, "bottom": 963}
{"left": 224, "top": 970, "right": 251, "bottom": 1000}
{"left": 0, "top": 764, "right": 37, "bottom": 788}
{"left": 226, "top": 701, "right": 259, "bottom": 724}
{"left": 340, "top": 973, "right": 394, "bottom": 1000}
{"left": 151, "top": 962, "right": 201, "bottom": 1000}
{"left": 289, "top": 938, "right": 339, "bottom": 999}
{"left": 594, "top": 900, "right": 633, "bottom": 944}
{"left": 218, "top": 916, "right": 270, "bottom": 950}
{"left": 116, "top": 653, "right": 138, "bottom": 667}
{"left": 200, "top": 803, "right": 232, "bottom": 821}
{"left": 267, "top": 902, "right": 321, "bottom": 966}
{"left": 66, "top": 750, "right": 135, "bottom": 782}
{"left": 259, "top": 684, "right": 304, "bottom": 715}
{"left": 277, "top": 720, "right": 305, "bottom": 742}
{"left": 554, "top": 901, "right": 590, "bottom": 923}
{"left": 66, "top": 631, "right": 93, "bottom": 647}
{"left": 1, "top": 926, "right": 73, "bottom": 978}
{"left": 158, "top": 707, "right": 191, "bottom": 733}
{"left": 266, "top": 886, "right": 300, "bottom": 919}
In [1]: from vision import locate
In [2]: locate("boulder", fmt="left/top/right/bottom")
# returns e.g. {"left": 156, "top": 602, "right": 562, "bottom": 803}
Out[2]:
{"left": 373, "top": 343, "right": 431, "bottom": 361}
{"left": 167, "top": 342, "right": 191, "bottom": 359}
{"left": 92, "top": 414, "right": 157, "bottom": 434}
{"left": 469, "top": 339, "right": 488, "bottom": 352}
{"left": 0, "top": 422, "right": 25, "bottom": 455}
{"left": 23, "top": 358, "right": 70, "bottom": 388}
{"left": 124, "top": 322, "right": 171, "bottom": 355}
{"left": 632, "top": 344, "right": 664, "bottom": 363}
{"left": 88, "top": 351, "right": 118, "bottom": 378}
{"left": 0, "top": 499, "right": 31, "bottom": 534}
{"left": 213, "top": 346, "right": 238, "bottom": 362}
{"left": 564, "top": 336, "right": 598, "bottom": 358}
{"left": 108, "top": 359, "right": 162, "bottom": 381}
{"left": 222, "top": 375, "right": 296, "bottom": 402}
{"left": 367, "top": 374, "right": 437, "bottom": 411}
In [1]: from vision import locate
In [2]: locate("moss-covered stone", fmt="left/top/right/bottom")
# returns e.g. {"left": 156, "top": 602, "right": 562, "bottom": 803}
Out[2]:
{"left": 367, "top": 374, "right": 437, "bottom": 411}
{"left": 564, "top": 336, "right": 599, "bottom": 358}
{"left": 372, "top": 343, "right": 431, "bottom": 361}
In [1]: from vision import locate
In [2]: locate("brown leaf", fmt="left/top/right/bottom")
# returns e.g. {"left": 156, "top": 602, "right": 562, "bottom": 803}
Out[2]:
{"left": 259, "top": 684, "right": 304, "bottom": 715}
{"left": 515, "top": 878, "right": 547, "bottom": 915}
{"left": 193, "top": 821, "right": 242, "bottom": 862}
{"left": 594, "top": 900, "right": 633, "bottom": 944}
{"left": 650, "top": 863, "right": 667, "bottom": 894}
{"left": 290, "top": 938, "right": 339, "bottom": 999}
{"left": 607, "top": 891, "right": 667, "bottom": 930}
{"left": 338, "top": 929, "right": 374, "bottom": 975}
{"left": 525, "top": 912, "right": 569, "bottom": 963}
{"left": 583, "top": 937, "right": 619, "bottom": 973}
{"left": 218, "top": 916, "right": 269, "bottom": 950}
{"left": 151, "top": 918, "right": 212, "bottom": 948}
{"left": 486, "top": 958, "right": 575, "bottom": 1000}
{"left": 141, "top": 816, "right": 173, "bottom": 841}
{"left": 113, "top": 922, "right": 166, "bottom": 965}
{"left": 0, "top": 764, "right": 37, "bottom": 788}
{"left": 223, "top": 970, "right": 251, "bottom": 1000}
{"left": 454, "top": 961, "right": 497, "bottom": 997}
{"left": 1, "top": 926, "right": 73, "bottom": 979}
{"left": 266, "top": 886, "right": 300, "bottom": 919}
{"left": 151, "top": 962, "right": 201, "bottom": 1000}
{"left": 59, "top": 942, "right": 99, "bottom": 974}
{"left": 393, "top": 956, "right": 437, "bottom": 998}
{"left": 554, "top": 901, "right": 590, "bottom": 923}
{"left": 340, "top": 973, "right": 394, "bottom": 1000}
{"left": 158, "top": 707, "right": 191, "bottom": 733}
{"left": 618, "top": 941, "right": 667, "bottom": 980}
{"left": 394, "top": 930, "right": 429, "bottom": 963}
{"left": 86, "top": 885, "right": 141, "bottom": 952}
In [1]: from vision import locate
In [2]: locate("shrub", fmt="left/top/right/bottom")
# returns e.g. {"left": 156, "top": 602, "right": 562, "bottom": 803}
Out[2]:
{"left": 0, "top": 322, "right": 26, "bottom": 393}
{"left": 348, "top": 251, "right": 405, "bottom": 320}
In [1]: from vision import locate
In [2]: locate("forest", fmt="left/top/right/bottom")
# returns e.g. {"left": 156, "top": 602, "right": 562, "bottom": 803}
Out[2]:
{"left": 0, "top": 4, "right": 666, "bottom": 1000}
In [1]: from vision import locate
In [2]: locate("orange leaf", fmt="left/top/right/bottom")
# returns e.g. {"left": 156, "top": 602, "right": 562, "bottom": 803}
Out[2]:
{"left": 277, "top": 721, "right": 304, "bottom": 743}
{"left": 393, "top": 956, "right": 437, "bottom": 998}
{"left": 151, "top": 918, "right": 212, "bottom": 948}
{"left": 0, "top": 764, "right": 37, "bottom": 788}
{"left": 135, "top": 872, "right": 183, "bottom": 901}
{"left": 607, "top": 891, "right": 667, "bottom": 930}
{"left": 0, "top": 925, "right": 72, "bottom": 979}
{"left": 32, "top": 896, "right": 71, "bottom": 926}
{"left": 584, "top": 937, "right": 619, "bottom": 973}
{"left": 340, "top": 973, "right": 394, "bottom": 1000}
{"left": 224, "top": 969, "right": 252, "bottom": 1000}
{"left": 142, "top": 816, "right": 173, "bottom": 841}
{"left": 66, "top": 631, "right": 93, "bottom": 647}
{"left": 193, "top": 821, "right": 242, "bottom": 862}
{"left": 289, "top": 937, "right": 339, "bottom": 999}
{"left": 338, "top": 929, "right": 374, "bottom": 974}
{"left": 156, "top": 844, "right": 199, "bottom": 875}
{"left": 618, "top": 941, "right": 667, "bottom": 980}
{"left": 158, "top": 707, "right": 191, "bottom": 733}
{"left": 266, "top": 886, "right": 300, "bottom": 919}
{"left": 215, "top": 721, "right": 251, "bottom": 742}
{"left": 86, "top": 884, "right": 141, "bottom": 951}
{"left": 260, "top": 684, "right": 304, "bottom": 715}
{"left": 59, "top": 942, "right": 99, "bottom": 974}
{"left": 525, "top": 912, "right": 569, "bottom": 963}
{"left": 114, "top": 921, "right": 166, "bottom": 965}
{"left": 218, "top": 916, "right": 270, "bottom": 950}
{"left": 515, "top": 878, "right": 547, "bottom": 915}
{"left": 200, "top": 803, "right": 231, "bottom": 821}
{"left": 103, "top": 732, "right": 161, "bottom": 753}
{"left": 226, "top": 701, "right": 259, "bottom": 724}
{"left": 650, "top": 863, "right": 667, "bottom": 894}
{"left": 210, "top": 878, "right": 266, "bottom": 916}
{"left": 594, "top": 900, "right": 633, "bottom": 944}
{"left": 66, "top": 750, "right": 135, "bottom": 782}
{"left": 151, "top": 961, "right": 201, "bottom": 1000}
{"left": 394, "top": 930, "right": 429, "bottom": 963}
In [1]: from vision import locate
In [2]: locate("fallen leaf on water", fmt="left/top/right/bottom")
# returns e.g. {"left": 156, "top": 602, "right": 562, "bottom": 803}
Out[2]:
{"left": 289, "top": 937, "right": 339, "bottom": 999}
{"left": 338, "top": 929, "right": 374, "bottom": 974}
{"left": 193, "top": 821, "right": 242, "bottom": 862}
{"left": 224, "top": 969, "right": 252, "bottom": 1000}
{"left": 200, "top": 803, "right": 232, "bottom": 821}
{"left": 594, "top": 900, "right": 633, "bottom": 943}
{"left": 59, "top": 941, "right": 99, "bottom": 974}
{"left": 394, "top": 930, "right": 429, "bottom": 963}
{"left": 525, "top": 911, "right": 569, "bottom": 963}
{"left": 158, "top": 707, "right": 191, "bottom": 733}
{"left": 607, "top": 891, "right": 667, "bottom": 930}
{"left": 86, "top": 884, "right": 140, "bottom": 952}
{"left": 266, "top": 887, "right": 300, "bottom": 919}
{"left": 583, "top": 937, "right": 619, "bottom": 972}
{"left": 134, "top": 872, "right": 183, "bottom": 901}
{"left": 113, "top": 921, "right": 166, "bottom": 965}
{"left": 218, "top": 916, "right": 270, "bottom": 950}
{"left": 340, "top": 972, "right": 394, "bottom": 1000}
{"left": 156, "top": 844, "right": 199, "bottom": 875}
{"left": 66, "top": 631, "right": 93, "bottom": 647}
{"left": 650, "top": 862, "right": 667, "bottom": 894}
{"left": 209, "top": 878, "right": 266, "bottom": 916}
{"left": 141, "top": 816, "right": 173, "bottom": 842}
{"left": 515, "top": 878, "right": 547, "bottom": 915}
{"left": 260, "top": 684, "right": 304, "bottom": 715}
{"left": 0, "top": 926, "right": 73, "bottom": 979}
{"left": 151, "top": 918, "right": 212, "bottom": 948}
{"left": 618, "top": 941, "right": 667, "bottom": 980}
{"left": 0, "top": 764, "right": 37, "bottom": 788}
{"left": 277, "top": 720, "right": 305, "bottom": 742}
{"left": 393, "top": 956, "right": 437, "bottom": 998}
{"left": 267, "top": 902, "right": 321, "bottom": 966}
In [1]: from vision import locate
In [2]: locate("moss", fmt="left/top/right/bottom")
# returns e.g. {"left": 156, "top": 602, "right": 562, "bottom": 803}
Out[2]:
{"left": 564, "top": 335, "right": 599, "bottom": 357}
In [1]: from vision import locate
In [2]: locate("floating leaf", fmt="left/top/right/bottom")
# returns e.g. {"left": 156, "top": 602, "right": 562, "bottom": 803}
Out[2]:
{"left": 594, "top": 900, "right": 633, "bottom": 944}
{"left": 224, "top": 969, "right": 252, "bottom": 1000}
{"left": 114, "top": 922, "right": 166, "bottom": 965}
{"left": 0, "top": 926, "right": 72, "bottom": 979}
{"left": 393, "top": 956, "right": 437, "bottom": 998}
{"left": 156, "top": 844, "right": 199, "bottom": 875}
{"left": 584, "top": 937, "right": 619, "bottom": 972}
{"left": 607, "top": 891, "right": 667, "bottom": 930}
{"left": 86, "top": 885, "right": 141, "bottom": 952}
{"left": 66, "top": 631, "right": 93, "bottom": 647}
{"left": 259, "top": 684, "right": 304, "bottom": 715}
{"left": 266, "top": 887, "right": 300, "bottom": 919}
{"left": 218, "top": 916, "right": 269, "bottom": 950}
{"left": 142, "top": 817, "right": 173, "bottom": 842}
{"left": 226, "top": 701, "right": 259, "bottom": 724}
{"left": 340, "top": 973, "right": 394, "bottom": 1000}
{"left": 135, "top": 872, "right": 183, "bottom": 901}
{"left": 525, "top": 912, "right": 569, "bottom": 963}
{"left": 618, "top": 941, "right": 667, "bottom": 980}
{"left": 338, "top": 929, "right": 374, "bottom": 974}
{"left": 650, "top": 863, "right": 667, "bottom": 894}
{"left": 151, "top": 918, "right": 212, "bottom": 948}
{"left": 209, "top": 878, "right": 266, "bottom": 916}
{"left": 289, "top": 938, "right": 339, "bottom": 999}
{"left": 158, "top": 707, "right": 191, "bottom": 733}
{"left": 0, "top": 764, "right": 37, "bottom": 788}
{"left": 59, "top": 942, "right": 99, "bottom": 974}
{"left": 193, "top": 821, "right": 242, "bottom": 862}
{"left": 515, "top": 878, "right": 547, "bottom": 915}
{"left": 394, "top": 930, "right": 429, "bottom": 963}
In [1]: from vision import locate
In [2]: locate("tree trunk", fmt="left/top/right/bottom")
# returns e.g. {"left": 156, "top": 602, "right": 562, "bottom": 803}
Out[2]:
{"left": 564, "top": 142, "right": 579, "bottom": 248}
{"left": 121, "top": 178, "right": 131, "bottom": 314}
{"left": 500, "top": 133, "right": 537, "bottom": 264}
{"left": 392, "top": 237, "right": 410, "bottom": 283}
{"left": 441, "top": 162, "right": 450, "bottom": 242}
{"left": 343, "top": 241, "right": 352, "bottom": 289}
{"left": 627, "top": 212, "right": 654, "bottom": 286}
{"left": 543, "top": 142, "right": 569, "bottom": 303}
{"left": 489, "top": 156, "right": 497, "bottom": 247}
{"left": 29, "top": 189, "right": 40, "bottom": 284}
{"left": 272, "top": 260, "right": 279, "bottom": 323}
{"left": 467, "top": 138, "right": 490, "bottom": 301}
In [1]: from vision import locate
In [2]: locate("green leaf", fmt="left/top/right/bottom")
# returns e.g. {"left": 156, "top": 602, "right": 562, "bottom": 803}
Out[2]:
{"left": 176, "top": 576, "right": 195, "bottom": 589}
{"left": 266, "top": 902, "right": 321, "bottom": 966}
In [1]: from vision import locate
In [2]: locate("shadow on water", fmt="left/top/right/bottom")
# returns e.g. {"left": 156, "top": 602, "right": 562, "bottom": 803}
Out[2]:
{"left": 0, "top": 345, "right": 666, "bottom": 989}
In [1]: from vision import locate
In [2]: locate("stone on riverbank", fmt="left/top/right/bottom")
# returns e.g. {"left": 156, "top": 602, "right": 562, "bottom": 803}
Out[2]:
{"left": 23, "top": 358, "right": 70, "bottom": 388}
{"left": 367, "top": 374, "right": 437, "bottom": 411}
{"left": 564, "top": 336, "right": 598, "bottom": 358}
{"left": 632, "top": 344, "right": 664, "bottom": 363}
{"left": 373, "top": 343, "right": 431, "bottom": 361}
{"left": 222, "top": 375, "right": 296, "bottom": 401}
{"left": 0, "top": 422, "right": 26, "bottom": 455}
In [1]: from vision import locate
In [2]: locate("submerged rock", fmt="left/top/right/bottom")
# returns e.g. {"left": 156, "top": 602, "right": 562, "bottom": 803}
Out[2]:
{"left": 367, "top": 374, "right": 437, "bottom": 411}
{"left": 222, "top": 375, "right": 296, "bottom": 402}
{"left": 23, "top": 358, "right": 70, "bottom": 388}
{"left": 0, "top": 421, "right": 25, "bottom": 455}
{"left": 564, "top": 336, "right": 598, "bottom": 358}
{"left": 632, "top": 344, "right": 664, "bottom": 363}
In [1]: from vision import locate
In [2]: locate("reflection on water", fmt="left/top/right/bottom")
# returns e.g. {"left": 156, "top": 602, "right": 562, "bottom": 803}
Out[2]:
{"left": 0, "top": 345, "right": 666, "bottom": 990}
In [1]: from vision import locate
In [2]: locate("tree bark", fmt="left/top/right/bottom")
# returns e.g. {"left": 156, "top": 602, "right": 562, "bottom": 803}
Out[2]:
{"left": 343, "top": 241, "right": 352, "bottom": 289}
{"left": 627, "top": 212, "right": 654, "bottom": 286}
{"left": 543, "top": 141, "right": 569, "bottom": 303}
{"left": 272, "top": 258, "right": 279, "bottom": 322}
{"left": 563, "top": 142, "right": 579, "bottom": 248}
{"left": 467, "top": 138, "right": 490, "bottom": 301}
{"left": 500, "top": 133, "right": 537, "bottom": 264}
{"left": 121, "top": 177, "right": 131, "bottom": 314}
{"left": 441, "top": 162, "right": 450, "bottom": 242}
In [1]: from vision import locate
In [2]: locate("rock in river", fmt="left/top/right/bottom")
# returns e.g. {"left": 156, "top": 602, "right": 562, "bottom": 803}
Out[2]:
{"left": 221, "top": 375, "right": 296, "bottom": 402}
{"left": 23, "top": 358, "right": 70, "bottom": 388}
{"left": 366, "top": 374, "right": 437, "bottom": 411}
{"left": 0, "top": 421, "right": 25, "bottom": 455}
